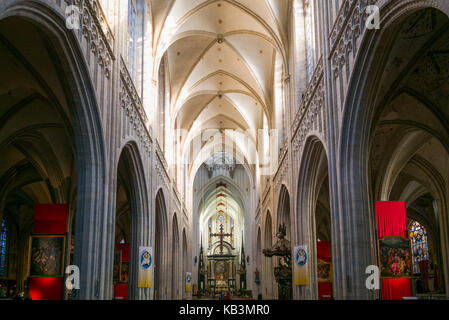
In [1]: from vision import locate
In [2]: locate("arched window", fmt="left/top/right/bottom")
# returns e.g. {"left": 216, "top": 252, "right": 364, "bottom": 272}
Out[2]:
{"left": 0, "top": 218, "right": 7, "bottom": 277}
{"left": 126, "top": 0, "right": 146, "bottom": 94}
{"left": 409, "top": 220, "right": 429, "bottom": 274}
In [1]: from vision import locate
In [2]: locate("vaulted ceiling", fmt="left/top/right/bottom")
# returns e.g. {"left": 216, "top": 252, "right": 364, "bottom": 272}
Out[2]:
{"left": 151, "top": 0, "right": 290, "bottom": 177}
{"left": 369, "top": 8, "right": 449, "bottom": 208}
{"left": 198, "top": 184, "right": 243, "bottom": 230}
{"left": 0, "top": 18, "right": 75, "bottom": 231}
{"left": 197, "top": 179, "right": 245, "bottom": 253}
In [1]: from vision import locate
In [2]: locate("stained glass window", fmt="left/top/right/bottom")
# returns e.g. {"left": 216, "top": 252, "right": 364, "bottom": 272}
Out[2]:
{"left": 409, "top": 220, "right": 429, "bottom": 274}
{"left": 0, "top": 218, "right": 7, "bottom": 277}
{"left": 128, "top": 0, "right": 137, "bottom": 77}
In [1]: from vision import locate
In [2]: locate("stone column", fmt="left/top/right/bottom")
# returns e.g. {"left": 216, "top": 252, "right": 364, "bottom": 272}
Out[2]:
{"left": 71, "top": 161, "right": 112, "bottom": 300}
{"left": 320, "top": 1, "right": 377, "bottom": 300}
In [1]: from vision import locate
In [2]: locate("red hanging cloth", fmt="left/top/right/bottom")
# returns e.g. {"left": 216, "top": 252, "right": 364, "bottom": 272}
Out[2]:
{"left": 317, "top": 241, "right": 332, "bottom": 300}
{"left": 375, "top": 201, "right": 412, "bottom": 300}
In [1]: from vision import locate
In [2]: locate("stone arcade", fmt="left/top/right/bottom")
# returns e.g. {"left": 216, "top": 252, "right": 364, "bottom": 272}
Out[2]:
{"left": 0, "top": 0, "right": 448, "bottom": 300}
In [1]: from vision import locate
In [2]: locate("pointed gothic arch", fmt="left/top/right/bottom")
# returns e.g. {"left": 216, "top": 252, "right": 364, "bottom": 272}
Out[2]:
{"left": 296, "top": 136, "right": 331, "bottom": 300}
{"left": 0, "top": 3, "right": 107, "bottom": 299}
{"left": 155, "top": 189, "right": 169, "bottom": 300}
{"left": 171, "top": 213, "right": 180, "bottom": 299}
{"left": 277, "top": 185, "right": 291, "bottom": 240}
{"left": 263, "top": 210, "right": 274, "bottom": 299}
{"left": 182, "top": 228, "right": 189, "bottom": 299}
{"left": 337, "top": 4, "right": 449, "bottom": 299}
{"left": 114, "top": 142, "right": 150, "bottom": 299}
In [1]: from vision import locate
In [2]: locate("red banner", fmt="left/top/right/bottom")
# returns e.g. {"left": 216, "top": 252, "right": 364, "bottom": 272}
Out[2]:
{"left": 29, "top": 204, "right": 68, "bottom": 300}
{"left": 375, "top": 201, "right": 411, "bottom": 300}
{"left": 114, "top": 284, "right": 129, "bottom": 300}
{"left": 114, "top": 243, "right": 129, "bottom": 300}
{"left": 318, "top": 283, "right": 332, "bottom": 300}
{"left": 317, "top": 241, "right": 330, "bottom": 261}
{"left": 29, "top": 277, "right": 63, "bottom": 300}
{"left": 33, "top": 204, "right": 68, "bottom": 235}
{"left": 317, "top": 241, "right": 332, "bottom": 300}
{"left": 116, "top": 243, "right": 130, "bottom": 261}
{"left": 381, "top": 279, "right": 411, "bottom": 300}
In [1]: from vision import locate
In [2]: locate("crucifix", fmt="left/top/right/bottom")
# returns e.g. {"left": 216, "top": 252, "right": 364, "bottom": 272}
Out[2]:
{"left": 210, "top": 223, "right": 233, "bottom": 255}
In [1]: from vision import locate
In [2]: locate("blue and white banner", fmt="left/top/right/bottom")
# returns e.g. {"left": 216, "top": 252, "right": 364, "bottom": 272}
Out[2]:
{"left": 294, "top": 245, "right": 308, "bottom": 285}
{"left": 186, "top": 272, "right": 192, "bottom": 292}
{"left": 138, "top": 246, "right": 152, "bottom": 288}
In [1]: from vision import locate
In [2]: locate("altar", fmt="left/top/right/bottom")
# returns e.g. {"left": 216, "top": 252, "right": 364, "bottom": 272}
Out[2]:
{"left": 197, "top": 193, "right": 246, "bottom": 296}
{"left": 215, "top": 280, "right": 229, "bottom": 292}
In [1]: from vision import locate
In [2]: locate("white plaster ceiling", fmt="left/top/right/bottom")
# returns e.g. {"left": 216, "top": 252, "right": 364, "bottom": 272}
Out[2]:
{"left": 151, "top": 0, "right": 287, "bottom": 175}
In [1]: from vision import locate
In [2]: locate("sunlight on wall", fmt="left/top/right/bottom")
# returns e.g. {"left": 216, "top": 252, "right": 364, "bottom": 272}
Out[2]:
{"left": 99, "top": 0, "right": 115, "bottom": 29}
{"left": 274, "top": 52, "right": 285, "bottom": 157}
{"left": 157, "top": 15, "right": 177, "bottom": 63}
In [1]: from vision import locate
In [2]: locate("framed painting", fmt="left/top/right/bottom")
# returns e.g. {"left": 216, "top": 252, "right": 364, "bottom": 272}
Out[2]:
{"left": 69, "top": 234, "right": 75, "bottom": 265}
{"left": 317, "top": 259, "right": 332, "bottom": 283}
{"left": 378, "top": 236, "right": 413, "bottom": 278}
{"left": 120, "top": 261, "right": 129, "bottom": 283}
{"left": 113, "top": 251, "right": 122, "bottom": 283}
{"left": 28, "top": 235, "right": 65, "bottom": 277}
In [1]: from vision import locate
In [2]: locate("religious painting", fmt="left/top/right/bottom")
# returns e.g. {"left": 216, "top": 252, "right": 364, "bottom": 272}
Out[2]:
{"left": 28, "top": 235, "right": 65, "bottom": 277}
{"left": 69, "top": 235, "right": 75, "bottom": 265}
{"left": 113, "top": 251, "right": 122, "bottom": 283}
{"left": 317, "top": 259, "right": 332, "bottom": 283}
{"left": 215, "top": 261, "right": 229, "bottom": 280}
{"left": 120, "top": 261, "right": 129, "bottom": 283}
{"left": 378, "top": 236, "right": 413, "bottom": 278}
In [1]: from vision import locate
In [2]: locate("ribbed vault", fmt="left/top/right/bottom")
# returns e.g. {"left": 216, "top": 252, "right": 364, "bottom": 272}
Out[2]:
{"left": 150, "top": 0, "right": 288, "bottom": 193}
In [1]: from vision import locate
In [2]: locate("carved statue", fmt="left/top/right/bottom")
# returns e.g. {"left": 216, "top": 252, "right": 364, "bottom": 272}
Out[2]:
{"left": 263, "top": 224, "right": 292, "bottom": 300}
{"left": 263, "top": 224, "right": 291, "bottom": 257}
{"left": 255, "top": 268, "right": 260, "bottom": 281}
